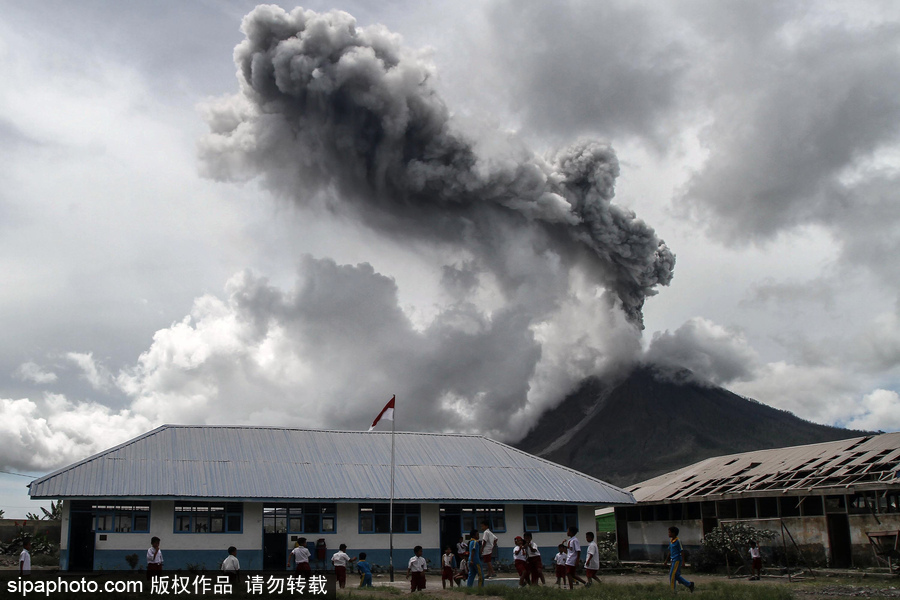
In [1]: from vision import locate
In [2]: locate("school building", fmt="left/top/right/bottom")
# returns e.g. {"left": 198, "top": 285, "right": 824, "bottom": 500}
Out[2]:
{"left": 615, "top": 432, "right": 900, "bottom": 568}
{"left": 28, "top": 425, "right": 635, "bottom": 571}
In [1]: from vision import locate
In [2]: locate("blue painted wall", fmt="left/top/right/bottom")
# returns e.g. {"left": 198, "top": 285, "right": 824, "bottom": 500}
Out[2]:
{"left": 89, "top": 549, "right": 262, "bottom": 571}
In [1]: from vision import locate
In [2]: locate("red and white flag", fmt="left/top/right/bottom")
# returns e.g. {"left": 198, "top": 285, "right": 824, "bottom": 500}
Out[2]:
{"left": 369, "top": 395, "right": 395, "bottom": 431}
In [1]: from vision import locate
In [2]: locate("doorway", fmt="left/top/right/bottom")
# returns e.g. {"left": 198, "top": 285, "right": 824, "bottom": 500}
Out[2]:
{"left": 826, "top": 513, "right": 852, "bottom": 568}
{"left": 262, "top": 505, "right": 288, "bottom": 570}
{"left": 615, "top": 515, "right": 629, "bottom": 561}
{"left": 68, "top": 511, "right": 95, "bottom": 571}
{"left": 439, "top": 511, "right": 462, "bottom": 564}
{"left": 263, "top": 531, "right": 288, "bottom": 570}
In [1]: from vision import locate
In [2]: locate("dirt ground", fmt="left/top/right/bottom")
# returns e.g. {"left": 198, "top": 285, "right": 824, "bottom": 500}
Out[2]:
{"left": 341, "top": 571, "right": 900, "bottom": 599}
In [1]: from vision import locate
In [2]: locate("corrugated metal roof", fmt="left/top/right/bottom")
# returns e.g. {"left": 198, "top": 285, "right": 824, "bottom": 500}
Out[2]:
{"left": 630, "top": 432, "right": 900, "bottom": 503}
{"left": 29, "top": 425, "right": 634, "bottom": 505}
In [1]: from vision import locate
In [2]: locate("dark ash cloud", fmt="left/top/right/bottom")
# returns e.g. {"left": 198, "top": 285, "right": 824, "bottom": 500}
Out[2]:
{"left": 199, "top": 5, "right": 674, "bottom": 326}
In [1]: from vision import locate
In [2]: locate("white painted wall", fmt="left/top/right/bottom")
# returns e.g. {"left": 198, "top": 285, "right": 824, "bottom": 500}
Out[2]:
{"left": 62, "top": 500, "right": 611, "bottom": 558}
{"left": 88, "top": 501, "right": 263, "bottom": 551}
{"left": 60, "top": 503, "right": 70, "bottom": 550}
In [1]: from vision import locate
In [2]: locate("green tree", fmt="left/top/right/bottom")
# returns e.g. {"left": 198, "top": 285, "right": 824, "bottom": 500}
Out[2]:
{"left": 42, "top": 500, "right": 63, "bottom": 520}
{"left": 26, "top": 500, "right": 63, "bottom": 521}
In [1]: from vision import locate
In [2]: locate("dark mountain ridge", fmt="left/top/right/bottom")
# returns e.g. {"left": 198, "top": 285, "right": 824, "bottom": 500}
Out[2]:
{"left": 515, "top": 365, "right": 865, "bottom": 487}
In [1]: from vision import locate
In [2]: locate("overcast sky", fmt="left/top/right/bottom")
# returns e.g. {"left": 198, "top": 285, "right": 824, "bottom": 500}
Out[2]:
{"left": 2, "top": 0, "right": 899, "bottom": 517}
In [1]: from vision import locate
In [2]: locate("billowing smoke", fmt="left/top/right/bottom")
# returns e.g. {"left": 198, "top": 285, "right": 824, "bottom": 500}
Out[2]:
{"left": 199, "top": 5, "right": 673, "bottom": 326}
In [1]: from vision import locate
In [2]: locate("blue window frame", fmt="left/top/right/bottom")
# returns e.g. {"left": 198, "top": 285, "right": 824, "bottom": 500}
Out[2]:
{"left": 358, "top": 503, "right": 421, "bottom": 534}
{"left": 440, "top": 505, "right": 506, "bottom": 534}
{"left": 523, "top": 505, "right": 578, "bottom": 533}
{"left": 92, "top": 503, "right": 150, "bottom": 533}
{"left": 263, "top": 504, "right": 336, "bottom": 534}
{"left": 174, "top": 502, "right": 242, "bottom": 533}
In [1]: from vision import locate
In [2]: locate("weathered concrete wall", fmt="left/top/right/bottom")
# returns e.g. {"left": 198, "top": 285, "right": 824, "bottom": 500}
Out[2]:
{"left": 626, "top": 519, "right": 702, "bottom": 561}
{"left": 721, "top": 517, "right": 828, "bottom": 566}
{"left": 848, "top": 514, "right": 900, "bottom": 568}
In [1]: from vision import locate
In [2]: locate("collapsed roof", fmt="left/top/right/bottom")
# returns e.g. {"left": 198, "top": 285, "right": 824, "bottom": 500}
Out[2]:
{"left": 630, "top": 432, "right": 900, "bottom": 503}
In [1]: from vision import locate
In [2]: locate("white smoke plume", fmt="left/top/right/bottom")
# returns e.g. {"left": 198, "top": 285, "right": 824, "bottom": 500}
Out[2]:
{"left": 199, "top": 5, "right": 674, "bottom": 327}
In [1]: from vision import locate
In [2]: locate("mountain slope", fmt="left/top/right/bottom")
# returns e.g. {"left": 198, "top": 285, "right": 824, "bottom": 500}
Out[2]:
{"left": 515, "top": 365, "right": 864, "bottom": 487}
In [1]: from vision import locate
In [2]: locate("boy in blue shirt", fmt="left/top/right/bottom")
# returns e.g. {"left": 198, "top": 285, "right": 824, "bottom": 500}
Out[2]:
{"left": 666, "top": 527, "right": 694, "bottom": 593}
{"left": 357, "top": 552, "right": 373, "bottom": 587}
{"left": 466, "top": 529, "right": 484, "bottom": 588}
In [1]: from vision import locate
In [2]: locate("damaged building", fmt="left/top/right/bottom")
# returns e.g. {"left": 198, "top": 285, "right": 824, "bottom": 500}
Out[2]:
{"left": 616, "top": 432, "right": 900, "bottom": 568}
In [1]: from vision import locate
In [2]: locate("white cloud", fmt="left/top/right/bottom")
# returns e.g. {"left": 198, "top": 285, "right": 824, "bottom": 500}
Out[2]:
{"left": 0, "top": 394, "right": 152, "bottom": 471}
{"left": 65, "top": 352, "right": 113, "bottom": 391}
{"left": 14, "top": 361, "right": 57, "bottom": 385}
{"left": 845, "top": 389, "right": 900, "bottom": 431}
{"left": 729, "top": 362, "right": 861, "bottom": 427}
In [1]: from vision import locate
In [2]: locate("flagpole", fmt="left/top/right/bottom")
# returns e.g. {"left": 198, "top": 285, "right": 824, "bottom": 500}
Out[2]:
{"left": 389, "top": 396, "right": 395, "bottom": 582}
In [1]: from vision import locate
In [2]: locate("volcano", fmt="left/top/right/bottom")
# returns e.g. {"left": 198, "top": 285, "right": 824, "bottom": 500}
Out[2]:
{"left": 514, "top": 365, "right": 864, "bottom": 487}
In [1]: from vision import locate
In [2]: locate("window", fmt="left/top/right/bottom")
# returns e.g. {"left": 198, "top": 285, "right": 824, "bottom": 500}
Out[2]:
{"left": 758, "top": 497, "right": 778, "bottom": 518}
{"left": 440, "top": 505, "right": 506, "bottom": 533}
{"left": 824, "top": 495, "right": 846, "bottom": 514}
{"left": 848, "top": 492, "right": 875, "bottom": 515}
{"left": 174, "top": 502, "right": 242, "bottom": 533}
{"left": 358, "top": 504, "right": 421, "bottom": 534}
{"left": 880, "top": 491, "right": 900, "bottom": 513}
{"left": 801, "top": 497, "right": 824, "bottom": 516}
{"left": 685, "top": 502, "right": 701, "bottom": 520}
{"left": 716, "top": 500, "right": 737, "bottom": 519}
{"left": 523, "top": 505, "right": 578, "bottom": 532}
{"left": 92, "top": 503, "right": 150, "bottom": 533}
{"left": 737, "top": 498, "right": 757, "bottom": 519}
{"left": 263, "top": 504, "right": 335, "bottom": 534}
{"left": 779, "top": 497, "right": 801, "bottom": 517}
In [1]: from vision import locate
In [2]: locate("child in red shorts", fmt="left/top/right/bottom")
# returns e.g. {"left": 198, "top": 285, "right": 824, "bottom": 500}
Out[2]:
{"left": 524, "top": 532, "right": 545, "bottom": 585}
{"left": 554, "top": 544, "right": 566, "bottom": 587}
{"left": 513, "top": 536, "right": 528, "bottom": 586}
{"left": 407, "top": 545, "right": 427, "bottom": 592}
{"left": 441, "top": 547, "right": 455, "bottom": 588}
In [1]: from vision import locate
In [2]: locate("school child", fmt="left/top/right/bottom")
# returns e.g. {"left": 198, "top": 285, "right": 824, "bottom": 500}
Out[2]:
{"left": 584, "top": 532, "right": 601, "bottom": 586}
{"left": 453, "top": 555, "right": 468, "bottom": 587}
{"left": 289, "top": 538, "right": 311, "bottom": 574}
{"left": 407, "top": 545, "right": 427, "bottom": 592}
{"left": 332, "top": 544, "right": 356, "bottom": 589}
{"left": 146, "top": 537, "right": 163, "bottom": 580}
{"left": 524, "top": 532, "right": 545, "bottom": 585}
{"left": 357, "top": 552, "right": 373, "bottom": 587}
{"left": 20, "top": 540, "right": 31, "bottom": 576}
{"left": 221, "top": 546, "right": 240, "bottom": 584}
{"left": 666, "top": 527, "right": 695, "bottom": 593}
{"left": 749, "top": 540, "right": 762, "bottom": 580}
{"left": 479, "top": 520, "right": 498, "bottom": 578}
{"left": 513, "top": 536, "right": 528, "bottom": 586}
{"left": 565, "top": 526, "right": 587, "bottom": 589}
{"left": 442, "top": 547, "right": 455, "bottom": 589}
{"left": 466, "top": 529, "right": 484, "bottom": 588}
{"left": 456, "top": 536, "right": 468, "bottom": 567}
{"left": 554, "top": 544, "right": 567, "bottom": 587}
